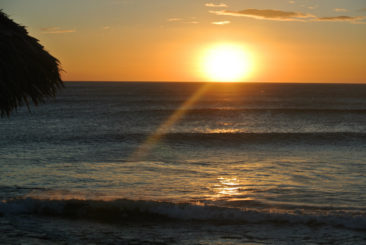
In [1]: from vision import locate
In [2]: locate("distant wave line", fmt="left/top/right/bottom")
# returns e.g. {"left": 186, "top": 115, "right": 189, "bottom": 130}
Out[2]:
{"left": 3, "top": 132, "right": 366, "bottom": 146}
{"left": 117, "top": 108, "right": 366, "bottom": 114}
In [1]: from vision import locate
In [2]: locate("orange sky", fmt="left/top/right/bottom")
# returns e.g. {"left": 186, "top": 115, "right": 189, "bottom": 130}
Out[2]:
{"left": 3, "top": 0, "right": 366, "bottom": 83}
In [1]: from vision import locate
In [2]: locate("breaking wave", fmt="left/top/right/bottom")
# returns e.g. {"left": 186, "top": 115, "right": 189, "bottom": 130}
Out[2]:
{"left": 1, "top": 198, "right": 365, "bottom": 231}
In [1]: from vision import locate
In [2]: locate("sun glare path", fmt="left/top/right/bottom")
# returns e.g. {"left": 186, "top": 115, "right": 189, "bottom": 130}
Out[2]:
{"left": 129, "top": 83, "right": 211, "bottom": 160}
{"left": 201, "top": 44, "right": 253, "bottom": 82}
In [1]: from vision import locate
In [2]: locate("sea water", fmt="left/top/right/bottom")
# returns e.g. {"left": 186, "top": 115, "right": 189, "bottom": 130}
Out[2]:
{"left": 0, "top": 82, "right": 365, "bottom": 244}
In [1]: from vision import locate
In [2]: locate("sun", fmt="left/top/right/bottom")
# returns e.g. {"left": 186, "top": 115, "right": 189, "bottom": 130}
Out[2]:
{"left": 201, "top": 44, "right": 253, "bottom": 82}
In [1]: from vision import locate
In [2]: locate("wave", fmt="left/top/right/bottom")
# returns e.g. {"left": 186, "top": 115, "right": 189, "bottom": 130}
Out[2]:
{"left": 3, "top": 132, "right": 366, "bottom": 146}
{"left": 161, "top": 132, "right": 366, "bottom": 144}
{"left": 0, "top": 198, "right": 365, "bottom": 231}
{"left": 67, "top": 132, "right": 366, "bottom": 145}
{"left": 127, "top": 108, "right": 366, "bottom": 114}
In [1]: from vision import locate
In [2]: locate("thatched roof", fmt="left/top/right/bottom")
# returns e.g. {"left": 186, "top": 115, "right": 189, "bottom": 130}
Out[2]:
{"left": 0, "top": 10, "right": 63, "bottom": 117}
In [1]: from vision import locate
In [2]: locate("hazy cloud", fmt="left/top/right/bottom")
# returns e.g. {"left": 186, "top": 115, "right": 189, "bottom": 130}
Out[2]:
{"left": 167, "top": 18, "right": 182, "bottom": 22}
{"left": 318, "top": 16, "right": 354, "bottom": 21}
{"left": 317, "top": 15, "right": 366, "bottom": 23}
{"left": 210, "top": 9, "right": 314, "bottom": 21}
{"left": 184, "top": 21, "right": 200, "bottom": 24}
{"left": 167, "top": 17, "right": 199, "bottom": 24}
{"left": 41, "top": 27, "right": 76, "bottom": 34}
{"left": 210, "top": 8, "right": 365, "bottom": 24}
{"left": 333, "top": 8, "right": 348, "bottom": 13}
{"left": 205, "top": 3, "right": 227, "bottom": 8}
{"left": 289, "top": 1, "right": 295, "bottom": 4}
{"left": 212, "top": 20, "right": 231, "bottom": 25}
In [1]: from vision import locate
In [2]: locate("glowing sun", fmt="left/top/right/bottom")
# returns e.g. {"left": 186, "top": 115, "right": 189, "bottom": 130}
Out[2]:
{"left": 201, "top": 44, "right": 253, "bottom": 82}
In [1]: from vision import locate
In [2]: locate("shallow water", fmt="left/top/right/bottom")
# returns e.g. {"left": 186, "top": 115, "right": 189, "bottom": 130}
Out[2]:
{"left": 1, "top": 82, "right": 365, "bottom": 244}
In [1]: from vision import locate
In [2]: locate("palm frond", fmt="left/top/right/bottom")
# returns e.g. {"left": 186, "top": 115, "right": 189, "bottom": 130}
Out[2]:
{"left": 0, "top": 10, "right": 63, "bottom": 117}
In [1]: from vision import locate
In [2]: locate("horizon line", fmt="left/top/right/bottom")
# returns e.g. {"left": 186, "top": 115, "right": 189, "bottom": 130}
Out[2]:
{"left": 63, "top": 81, "right": 366, "bottom": 85}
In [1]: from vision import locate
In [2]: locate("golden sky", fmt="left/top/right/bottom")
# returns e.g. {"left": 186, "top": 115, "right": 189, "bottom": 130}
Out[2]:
{"left": 3, "top": 0, "right": 366, "bottom": 83}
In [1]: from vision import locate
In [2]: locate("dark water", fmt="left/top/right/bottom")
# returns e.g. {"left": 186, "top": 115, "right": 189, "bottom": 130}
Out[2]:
{"left": 0, "top": 82, "right": 365, "bottom": 244}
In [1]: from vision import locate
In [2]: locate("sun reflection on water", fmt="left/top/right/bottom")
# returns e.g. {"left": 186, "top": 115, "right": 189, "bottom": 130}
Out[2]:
{"left": 206, "top": 176, "right": 257, "bottom": 204}
{"left": 205, "top": 129, "right": 243, "bottom": 134}
{"left": 210, "top": 176, "right": 242, "bottom": 200}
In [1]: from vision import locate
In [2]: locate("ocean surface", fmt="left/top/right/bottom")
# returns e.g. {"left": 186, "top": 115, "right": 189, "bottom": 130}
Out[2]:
{"left": 0, "top": 82, "right": 365, "bottom": 244}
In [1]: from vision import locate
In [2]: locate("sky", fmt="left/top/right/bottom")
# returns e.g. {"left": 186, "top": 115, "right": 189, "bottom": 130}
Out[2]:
{"left": 2, "top": 0, "right": 366, "bottom": 83}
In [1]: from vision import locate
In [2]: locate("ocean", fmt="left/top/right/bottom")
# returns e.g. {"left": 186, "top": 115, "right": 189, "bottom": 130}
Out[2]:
{"left": 0, "top": 82, "right": 365, "bottom": 244}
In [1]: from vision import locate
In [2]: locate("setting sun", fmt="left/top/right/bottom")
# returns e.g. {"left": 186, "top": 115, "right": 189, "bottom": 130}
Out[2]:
{"left": 201, "top": 44, "right": 253, "bottom": 82}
